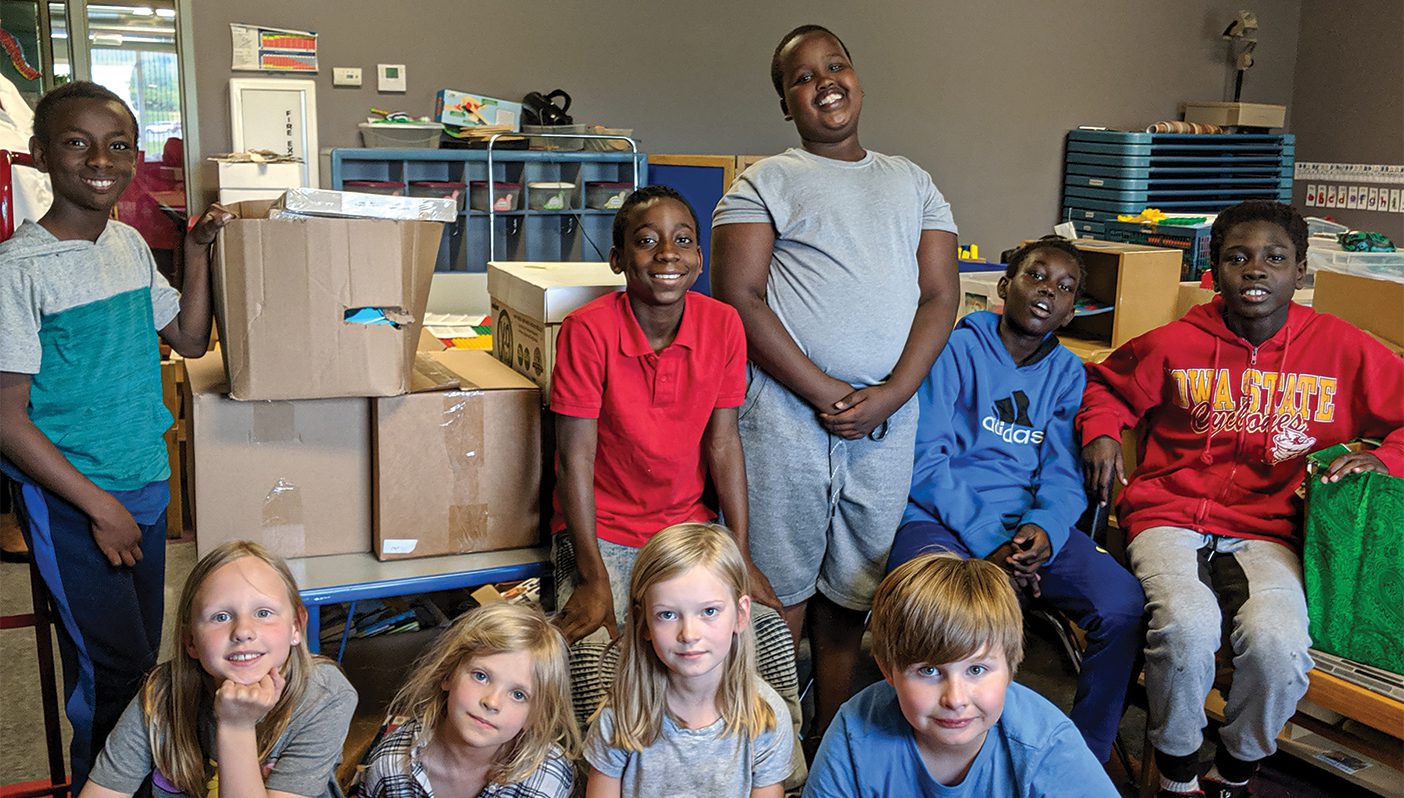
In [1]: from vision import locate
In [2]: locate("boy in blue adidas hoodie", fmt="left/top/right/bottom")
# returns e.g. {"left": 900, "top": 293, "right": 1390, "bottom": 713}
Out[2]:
{"left": 889, "top": 237, "right": 1144, "bottom": 767}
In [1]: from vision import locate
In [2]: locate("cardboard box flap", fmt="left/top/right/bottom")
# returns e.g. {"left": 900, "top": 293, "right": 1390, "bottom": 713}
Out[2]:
{"left": 1313, "top": 270, "right": 1404, "bottom": 349}
{"left": 486, "top": 261, "right": 622, "bottom": 322}
{"left": 429, "top": 349, "right": 538, "bottom": 391}
{"left": 408, "top": 353, "right": 467, "bottom": 394}
{"left": 184, "top": 346, "right": 231, "bottom": 395}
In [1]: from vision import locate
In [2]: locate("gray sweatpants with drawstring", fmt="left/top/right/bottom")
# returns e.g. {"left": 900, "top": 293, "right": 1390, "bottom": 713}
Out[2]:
{"left": 739, "top": 364, "right": 917, "bottom": 611}
{"left": 1128, "top": 526, "right": 1313, "bottom": 763}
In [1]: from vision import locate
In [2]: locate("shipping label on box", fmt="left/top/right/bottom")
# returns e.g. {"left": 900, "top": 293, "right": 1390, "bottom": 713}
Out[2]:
{"left": 372, "top": 351, "right": 542, "bottom": 560}
{"left": 486, "top": 262, "right": 624, "bottom": 396}
{"left": 213, "top": 201, "right": 441, "bottom": 400}
{"left": 185, "top": 351, "right": 371, "bottom": 559}
{"left": 435, "top": 89, "right": 523, "bottom": 130}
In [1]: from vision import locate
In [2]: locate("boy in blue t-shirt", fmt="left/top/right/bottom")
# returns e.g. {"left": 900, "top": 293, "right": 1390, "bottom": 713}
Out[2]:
{"left": 889, "top": 237, "right": 1144, "bottom": 765}
{"left": 0, "top": 81, "right": 230, "bottom": 790}
{"left": 805, "top": 552, "right": 1118, "bottom": 797}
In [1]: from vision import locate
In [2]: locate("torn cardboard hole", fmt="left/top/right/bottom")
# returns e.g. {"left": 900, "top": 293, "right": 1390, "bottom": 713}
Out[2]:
{"left": 344, "top": 306, "right": 414, "bottom": 328}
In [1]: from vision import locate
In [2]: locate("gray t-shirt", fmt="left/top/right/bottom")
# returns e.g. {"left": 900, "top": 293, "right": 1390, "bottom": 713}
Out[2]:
{"left": 583, "top": 680, "right": 793, "bottom": 797}
{"left": 89, "top": 662, "right": 358, "bottom": 798}
{"left": 712, "top": 148, "right": 957, "bottom": 386}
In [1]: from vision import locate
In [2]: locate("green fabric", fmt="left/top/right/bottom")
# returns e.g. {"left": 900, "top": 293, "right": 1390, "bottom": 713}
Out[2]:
{"left": 29, "top": 287, "right": 172, "bottom": 490}
{"left": 1303, "top": 444, "right": 1404, "bottom": 674}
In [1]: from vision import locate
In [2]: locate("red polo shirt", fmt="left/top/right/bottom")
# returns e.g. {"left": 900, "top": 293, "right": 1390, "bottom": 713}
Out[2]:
{"left": 550, "top": 290, "right": 747, "bottom": 547}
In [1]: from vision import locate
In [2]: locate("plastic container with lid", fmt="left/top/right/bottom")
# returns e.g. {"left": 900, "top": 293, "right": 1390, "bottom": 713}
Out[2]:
{"left": 342, "top": 180, "right": 405, "bottom": 196}
{"left": 408, "top": 181, "right": 467, "bottom": 212}
{"left": 527, "top": 182, "right": 575, "bottom": 211}
{"left": 358, "top": 122, "right": 442, "bottom": 149}
{"left": 469, "top": 180, "right": 523, "bottom": 212}
{"left": 522, "top": 124, "right": 586, "bottom": 151}
{"left": 585, "top": 182, "right": 632, "bottom": 210}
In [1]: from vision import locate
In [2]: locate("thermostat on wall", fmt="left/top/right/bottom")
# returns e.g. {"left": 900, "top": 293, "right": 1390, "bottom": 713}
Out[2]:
{"left": 377, "top": 64, "right": 406, "bottom": 93}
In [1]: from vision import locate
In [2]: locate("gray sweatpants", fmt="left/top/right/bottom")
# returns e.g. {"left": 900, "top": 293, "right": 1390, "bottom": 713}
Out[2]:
{"left": 1128, "top": 526, "right": 1313, "bottom": 762}
{"left": 739, "top": 364, "right": 917, "bottom": 611}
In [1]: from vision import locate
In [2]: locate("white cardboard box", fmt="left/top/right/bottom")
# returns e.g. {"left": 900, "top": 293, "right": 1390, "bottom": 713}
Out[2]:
{"left": 486, "top": 261, "right": 624, "bottom": 396}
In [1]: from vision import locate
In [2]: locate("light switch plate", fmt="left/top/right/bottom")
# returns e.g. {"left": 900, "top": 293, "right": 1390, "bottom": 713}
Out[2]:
{"left": 333, "top": 67, "right": 362, "bottom": 87}
{"left": 377, "top": 64, "right": 406, "bottom": 92}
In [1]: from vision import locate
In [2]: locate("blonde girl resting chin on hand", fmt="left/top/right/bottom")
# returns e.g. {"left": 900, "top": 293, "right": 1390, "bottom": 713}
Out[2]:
{"left": 79, "top": 540, "right": 358, "bottom": 798}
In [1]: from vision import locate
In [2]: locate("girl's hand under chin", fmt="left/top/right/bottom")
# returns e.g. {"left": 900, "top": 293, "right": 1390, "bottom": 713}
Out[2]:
{"left": 215, "top": 666, "right": 287, "bottom": 730}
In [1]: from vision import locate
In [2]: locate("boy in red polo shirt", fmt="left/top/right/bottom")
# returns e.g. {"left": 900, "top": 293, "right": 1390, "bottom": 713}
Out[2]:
{"left": 550, "top": 186, "right": 781, "bottom": 645}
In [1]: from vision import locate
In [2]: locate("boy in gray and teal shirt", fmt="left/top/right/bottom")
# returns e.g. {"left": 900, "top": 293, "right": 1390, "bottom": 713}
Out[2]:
{"left": 0, "top": 81, "right": 230, "bottom": 790}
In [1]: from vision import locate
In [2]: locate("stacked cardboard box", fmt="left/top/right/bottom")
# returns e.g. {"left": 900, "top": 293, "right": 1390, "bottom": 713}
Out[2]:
{"left": 487, "top": 261, "right": 625, "bottom": 396}
{"left": 193, "top": 197, "right": 544, "bottom": 562}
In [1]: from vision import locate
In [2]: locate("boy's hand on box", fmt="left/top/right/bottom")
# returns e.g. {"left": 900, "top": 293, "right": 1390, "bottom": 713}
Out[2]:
{"left": 188, "top": 203, "right": 236, "bottom": 247}
{"left": 90, "top": 496, "right": 144, "bottom": 567}
{"left": 1081, "top": 435, "right": 1126, "bottom": 506}
{"left": 819, "top": 384, "right": 901, "bottom": 440}
{"left": 1321, "top": 451, "right": 1387, "bottom": 483}
{"left": 555, "top": 578, "right": 619, "bottom": 644}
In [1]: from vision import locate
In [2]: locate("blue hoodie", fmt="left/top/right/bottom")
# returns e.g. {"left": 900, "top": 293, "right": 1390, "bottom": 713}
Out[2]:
{"left": 903, "top": 311, "right": 1087, "bottom": 560}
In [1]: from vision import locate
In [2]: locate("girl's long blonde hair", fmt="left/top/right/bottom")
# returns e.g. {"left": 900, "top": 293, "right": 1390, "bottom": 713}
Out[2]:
{"left": 387, "top": 602, "right": 580, "bottom": 784}
{"left": 603, "top": 522, "right": 776, "bottom": 751}
{"left": 143, "top": 541, "right": 318, "bottom": 798}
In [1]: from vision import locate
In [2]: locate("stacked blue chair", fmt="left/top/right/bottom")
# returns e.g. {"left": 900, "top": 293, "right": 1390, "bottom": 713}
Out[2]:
{"left": 1062, "top": 130, "right": 1294, "bottom": 238}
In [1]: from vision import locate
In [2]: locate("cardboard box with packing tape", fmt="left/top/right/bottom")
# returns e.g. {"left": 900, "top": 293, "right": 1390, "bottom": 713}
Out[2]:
{"left": 372, "top": 351, "right": 542, "bottom": 560}
{"left": 212, "top": 200, "right": 441, "bottom": 400}
{"left": 184, "top": 351, "right": 371, "bottom": 559}
{"left": 486, "top": 262, "right": 624, "bottom": 396}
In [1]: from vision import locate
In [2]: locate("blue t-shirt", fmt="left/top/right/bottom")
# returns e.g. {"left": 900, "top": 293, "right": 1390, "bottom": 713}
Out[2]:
{"left": 803, "top": 680, "right": 1117, "bottom": 798}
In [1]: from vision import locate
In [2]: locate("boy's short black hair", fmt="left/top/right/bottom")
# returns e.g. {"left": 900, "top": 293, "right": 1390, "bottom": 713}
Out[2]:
{"left": 32, "top": 81, "right": 138, "bottom": 144}
{"left": 1003, "top": 236, "right": 1088, "bottom": 291}
{"left": 611, "top": 185, "right": 700, "bottom": 250}
{"left": 1209, "top": 200, "right": 1309, "bottom": 269}
{"left": 770, "top": 24, "right": 852, "bottom": 98}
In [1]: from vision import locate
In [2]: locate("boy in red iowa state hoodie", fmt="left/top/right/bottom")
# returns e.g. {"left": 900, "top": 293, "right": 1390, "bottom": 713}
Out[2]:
{"left": 1078, "top": 201, "right": 1404, "bottom": 798}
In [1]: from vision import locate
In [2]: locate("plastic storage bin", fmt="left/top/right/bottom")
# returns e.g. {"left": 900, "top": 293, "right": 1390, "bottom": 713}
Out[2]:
{"left": 1307, "top": 247, "right": 1404, "bottom": 284}
{"left": 523, "top": 124, "right": 586, "bottom": 151}
{"left": 470, "top": 180, "right": 523, "bottom": 212}
{"left": 408, "top": 181, "right": 467, "bottom": 212}
{"left": 358, "top": 122, "right": 442, "bottom": 149}
{"left": 583, "top": 127, "right": 635, "bottom": 151}
{"left": 528, "top": 182, "right": 574, "bottom": 211}
{"left": 342, "top": 180, "right": 405, "bottom": 196}
{"left": 585, "top": 182, "right": 631, "bottom": 210}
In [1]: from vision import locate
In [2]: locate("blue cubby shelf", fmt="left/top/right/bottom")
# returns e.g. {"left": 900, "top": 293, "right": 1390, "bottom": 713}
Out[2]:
{"left": 329, "top": 147, "right": 648, "bottom": 272}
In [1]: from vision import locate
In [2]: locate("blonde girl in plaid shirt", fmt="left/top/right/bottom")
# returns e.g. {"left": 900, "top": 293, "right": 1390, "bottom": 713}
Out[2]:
{"left": 360, "top": 604, "right": 580, "bottom": 798}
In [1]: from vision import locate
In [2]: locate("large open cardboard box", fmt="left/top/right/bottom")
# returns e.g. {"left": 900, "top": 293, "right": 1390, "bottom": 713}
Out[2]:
{"left": 486, "top": 261, "right": 623, "bottom": 396}
{"left": 184, "top": 351, "right": 372, "bottom": 559}
{"left": 371, "top": 351, "right": 542, "bottom": 560}
{"left": 212, "top": 200, "right": 442, "bottom": 400}
{"left": 1313, "top": 270, "right": 1404, "bottom": 355}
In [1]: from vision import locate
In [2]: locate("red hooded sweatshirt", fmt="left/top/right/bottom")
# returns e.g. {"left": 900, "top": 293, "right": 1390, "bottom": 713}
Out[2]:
{"left": 1078, "top": 297, "right": 1404, "bottom": 548}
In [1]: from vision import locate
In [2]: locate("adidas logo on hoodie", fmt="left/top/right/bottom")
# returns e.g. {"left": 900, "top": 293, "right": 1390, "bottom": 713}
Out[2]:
{"left": 982, "top": 391, "right": 1046, "bottom": 445}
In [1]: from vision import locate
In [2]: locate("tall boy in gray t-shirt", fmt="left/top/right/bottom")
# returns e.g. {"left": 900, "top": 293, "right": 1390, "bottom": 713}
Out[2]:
{"left": 711, "top": 24, "right": 960, "bottom": 740}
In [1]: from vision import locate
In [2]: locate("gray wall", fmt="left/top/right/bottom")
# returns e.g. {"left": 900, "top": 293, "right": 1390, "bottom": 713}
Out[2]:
{"left": 191, "top": 0, "right": 1304, "bottom": 250}
{"left": 1289, "top": 0, "right": 1403, "bottom": 240}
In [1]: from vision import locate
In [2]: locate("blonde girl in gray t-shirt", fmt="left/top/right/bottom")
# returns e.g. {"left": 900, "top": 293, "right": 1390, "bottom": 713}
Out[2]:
{"left": 584, "top": 523, "right": 793, "bottom": 797}
{"left": 83, "top": 541, "right": 357, "bottom": 798}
